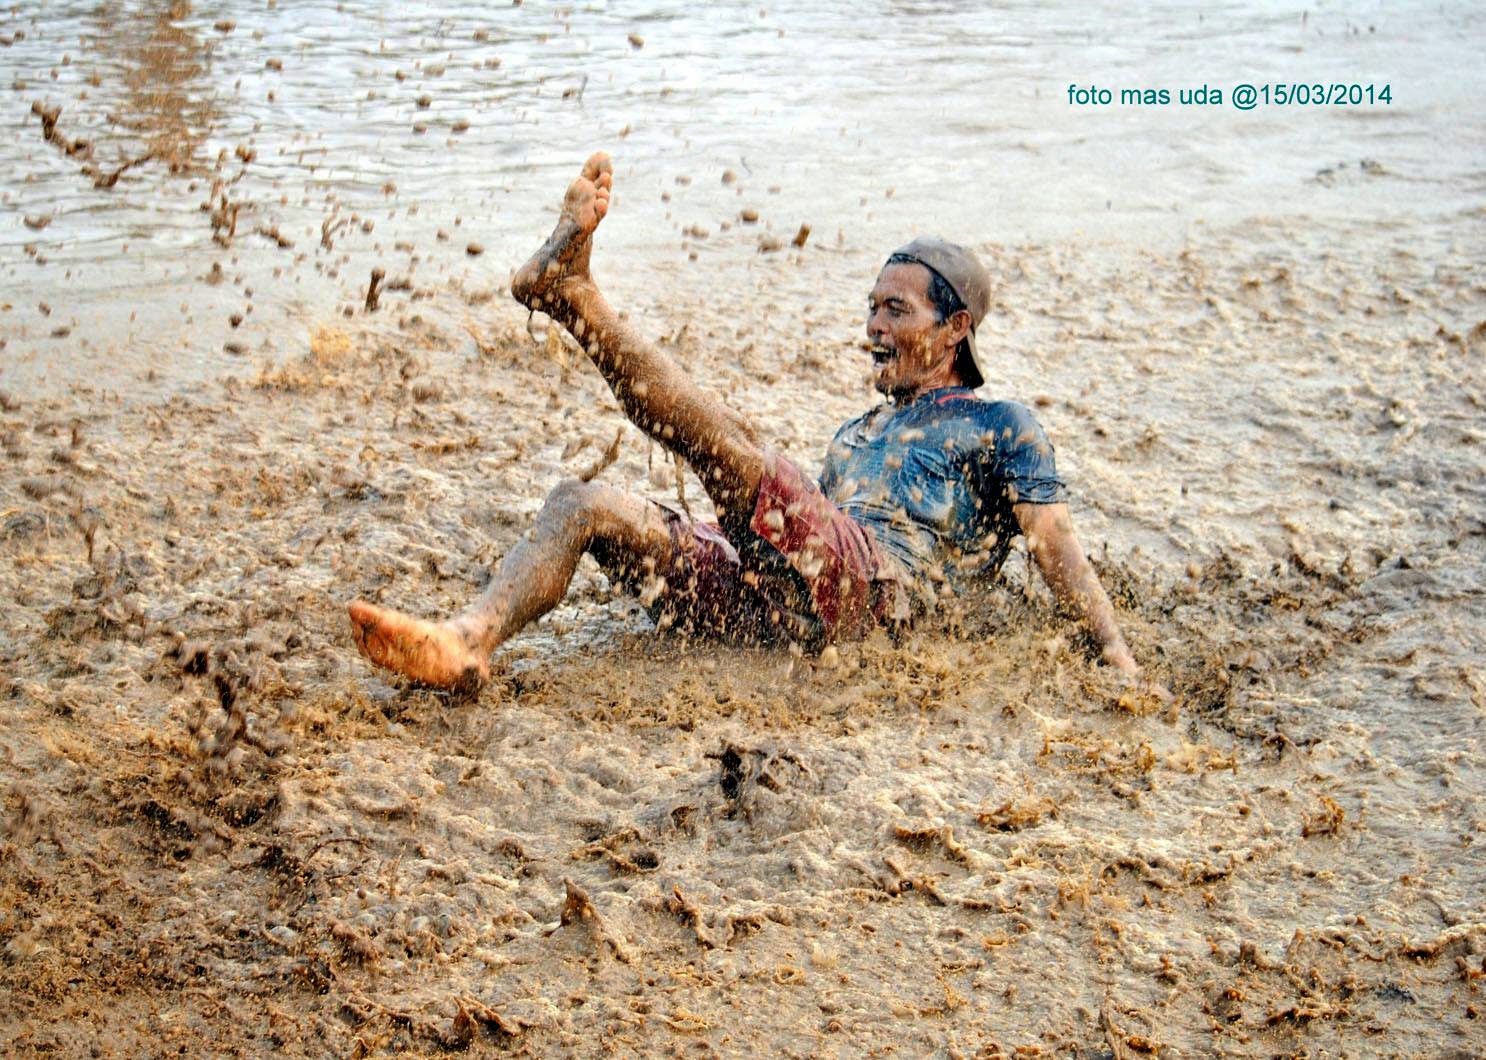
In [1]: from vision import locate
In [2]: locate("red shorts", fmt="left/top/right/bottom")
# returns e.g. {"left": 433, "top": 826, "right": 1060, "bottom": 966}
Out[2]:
{"left": 637, "top": 451, "right": 897, "bottom": 647}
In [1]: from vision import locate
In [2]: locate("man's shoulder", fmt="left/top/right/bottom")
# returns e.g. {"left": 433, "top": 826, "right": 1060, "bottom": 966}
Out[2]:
{"left": 832, "top": 392, "right": 1045, "bottom": 439}
{"left": 916, "top": 392, "right": 1042, "bottom": 431}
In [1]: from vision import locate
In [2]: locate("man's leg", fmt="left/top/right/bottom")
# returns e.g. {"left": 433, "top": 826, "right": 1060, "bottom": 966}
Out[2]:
{"left": 348, "top": 480, "right": 677, "bottom": 689}
{"left": 511, "top": 152, "right": 767, "bottom": 528}
{"left": 509, "top": 155, "right": 890, "bottom": 646}
{"left": 349, "top": 154, "right": 779, "bottom": 687}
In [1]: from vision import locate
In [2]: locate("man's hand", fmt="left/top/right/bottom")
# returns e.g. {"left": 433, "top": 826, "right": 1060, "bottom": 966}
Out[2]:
{"left": 1013, "top": 501, "right": 1167, "bottom": 690}
{"left": 1100, "top": 639, "right": 1139, "bottom": 675}
{"left": 1092, "top": 642, "right": 1176, "bottom": 715}
{"left": 1115, "top": 669, "right": 1175, "bottom": 714}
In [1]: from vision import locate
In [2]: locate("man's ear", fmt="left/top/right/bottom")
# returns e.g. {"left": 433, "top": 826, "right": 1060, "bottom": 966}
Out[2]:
{"left": 944, "top": 308, "right": 973, "bottom": 349}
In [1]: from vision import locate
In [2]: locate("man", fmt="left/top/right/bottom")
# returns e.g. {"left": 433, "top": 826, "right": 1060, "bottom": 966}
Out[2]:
{"left": 348, "top": 152, "right": 1149, "bottom": 692}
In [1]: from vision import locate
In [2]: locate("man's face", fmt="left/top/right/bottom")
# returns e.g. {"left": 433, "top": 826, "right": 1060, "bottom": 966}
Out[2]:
{"left": 865, "top": 262, "right": 960, "bottom": 400}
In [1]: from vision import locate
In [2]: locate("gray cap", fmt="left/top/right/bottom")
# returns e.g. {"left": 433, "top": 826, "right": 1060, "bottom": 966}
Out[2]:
{"left": 887, "top": 237, "right": 991, "bottom": 389}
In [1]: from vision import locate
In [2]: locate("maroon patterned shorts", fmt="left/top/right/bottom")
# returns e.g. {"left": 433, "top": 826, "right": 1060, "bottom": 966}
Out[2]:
{"left": 637, "top": 451, "right": 895, "bottom": 646}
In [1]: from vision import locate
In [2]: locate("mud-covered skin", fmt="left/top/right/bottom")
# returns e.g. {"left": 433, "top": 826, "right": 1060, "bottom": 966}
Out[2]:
{"left": 349, "top": 151, "right": 788, "bottom": 689}
{"left": 347, "top": 599, "right": 488, "bottom": 691}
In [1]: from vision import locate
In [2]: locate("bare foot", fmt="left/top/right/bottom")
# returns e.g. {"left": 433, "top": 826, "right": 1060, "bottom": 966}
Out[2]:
{"left": 347, "top": 600, "right": 490, "bottom": 691}
{"left": 511, "top": 151, "right": 613, "bottom": 310}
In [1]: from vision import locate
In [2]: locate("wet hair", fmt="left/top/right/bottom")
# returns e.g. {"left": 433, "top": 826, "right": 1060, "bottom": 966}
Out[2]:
{"left": 886, "top": 252, "right": 972, "bottom": 361}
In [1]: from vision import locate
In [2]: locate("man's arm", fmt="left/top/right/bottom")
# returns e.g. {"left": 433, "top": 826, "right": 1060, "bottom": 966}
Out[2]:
{"left": 1012, "top": 501, "right": 1137, "bottom": 674}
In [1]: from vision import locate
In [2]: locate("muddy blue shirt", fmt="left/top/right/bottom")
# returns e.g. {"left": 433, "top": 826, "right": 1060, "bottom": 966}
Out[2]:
{"left": 819, "top": 387, "right": 1066, "bottom": 593}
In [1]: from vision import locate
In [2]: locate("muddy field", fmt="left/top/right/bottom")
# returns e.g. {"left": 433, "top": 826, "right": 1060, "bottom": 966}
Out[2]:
{"left": 2, "top": 213, "right": 1483, "bottom": 1055}
{"left": 4, "top": 1, "right": 1486, "bottom": 1057}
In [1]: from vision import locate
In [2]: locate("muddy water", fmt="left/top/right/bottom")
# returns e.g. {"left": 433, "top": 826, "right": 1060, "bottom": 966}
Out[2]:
{"left": 2, "top": 2, "right": 1486, "bottom": 1057}
{"left": 3, "top": 0, "right": 1482, "bottom": 393}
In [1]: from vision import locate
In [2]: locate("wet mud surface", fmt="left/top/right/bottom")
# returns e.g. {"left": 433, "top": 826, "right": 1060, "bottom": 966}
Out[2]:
{"left": 4, "top": 1, "right": 1486, "bottom": 1057}
{"left": 3, "top": 219, "right": 1483, "bottom": 1055}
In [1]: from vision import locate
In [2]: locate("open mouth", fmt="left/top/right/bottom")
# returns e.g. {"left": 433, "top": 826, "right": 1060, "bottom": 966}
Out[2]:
{"left": 868, "top": 344, "right": 896, "bottom": 366}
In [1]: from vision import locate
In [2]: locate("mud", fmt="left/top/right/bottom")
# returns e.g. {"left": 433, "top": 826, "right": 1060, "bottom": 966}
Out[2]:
{"left": 3, "top": 216, "right": 1482, "bottom": 1055}
{"left": 3, "top": 1, "right": 1485, "bottom": 1057}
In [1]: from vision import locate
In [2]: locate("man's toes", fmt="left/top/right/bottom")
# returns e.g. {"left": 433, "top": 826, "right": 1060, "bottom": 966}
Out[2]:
{"left": 347, "top": 602, "right": 376, "bottom": 647}
{"left": 581, "top": 151, "right": 612, "bottom": 181}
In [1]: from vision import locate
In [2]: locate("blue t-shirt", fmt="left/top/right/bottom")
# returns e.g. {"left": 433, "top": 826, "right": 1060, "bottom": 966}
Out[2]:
{"left": 819, "top": 387, "right": 1066, "bottom": 593}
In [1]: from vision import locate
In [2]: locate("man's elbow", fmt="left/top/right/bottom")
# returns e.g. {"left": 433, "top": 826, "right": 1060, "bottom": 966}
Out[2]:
{"left": 1021, "top": 514, "right": 1076, "bottom": 568}
{"left": 1016, "top": 503, "right": 1072, "bottom": 548}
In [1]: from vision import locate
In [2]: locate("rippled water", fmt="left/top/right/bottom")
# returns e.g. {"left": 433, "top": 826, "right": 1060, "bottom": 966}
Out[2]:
{"left": 2, "top": 0, "right": 1482, "bottom": 394}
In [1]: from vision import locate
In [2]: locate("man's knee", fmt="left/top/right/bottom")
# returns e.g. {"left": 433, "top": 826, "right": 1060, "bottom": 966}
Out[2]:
{"left": 539, "top": 478, "right": 608, "bottom": 540}
{"left": 719, "top": 403, "right": 759, "bottom": 446}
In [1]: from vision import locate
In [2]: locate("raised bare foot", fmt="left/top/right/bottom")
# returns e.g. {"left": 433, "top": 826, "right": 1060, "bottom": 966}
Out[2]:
{"left": 348, "top": 600, "right": 490, "bottom": 692}
{"left": 511, "top": 151, "right": 613, "bottom": 309}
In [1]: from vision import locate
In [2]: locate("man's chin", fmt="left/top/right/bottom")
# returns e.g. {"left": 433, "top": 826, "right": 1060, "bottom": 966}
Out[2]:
{"left": 872, "top": 373, "right": 918, "bottom": 402}
{"left": 870, "top": 365, "right": 897, "bottom": 397}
